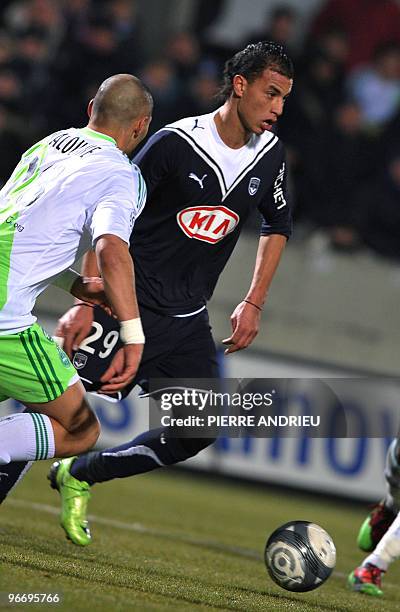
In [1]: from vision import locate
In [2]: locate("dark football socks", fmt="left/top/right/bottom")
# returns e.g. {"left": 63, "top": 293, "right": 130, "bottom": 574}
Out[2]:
{"left": 70, "top": 427, "right": 213, "bottom": 485}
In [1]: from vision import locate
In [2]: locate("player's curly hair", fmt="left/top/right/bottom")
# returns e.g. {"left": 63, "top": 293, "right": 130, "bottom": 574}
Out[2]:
{"left": 217, "top": 41, "right": 294, "bottom": 102}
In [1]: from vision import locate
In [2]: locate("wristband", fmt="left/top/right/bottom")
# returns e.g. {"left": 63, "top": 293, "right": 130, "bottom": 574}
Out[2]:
{"left": 120, "top": 318, "right": 145, "bottom": 344}
{"left": 243, "top": 299, "right": 263, "bottom": 312}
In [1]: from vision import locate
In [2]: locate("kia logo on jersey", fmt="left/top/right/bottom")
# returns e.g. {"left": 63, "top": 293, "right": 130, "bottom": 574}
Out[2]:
{"left": 177, "top": 205, "right": 240, "bottom": 243}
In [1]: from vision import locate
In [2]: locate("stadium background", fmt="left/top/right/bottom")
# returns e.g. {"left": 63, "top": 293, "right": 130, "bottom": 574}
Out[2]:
{"left": 1, "top": 1, "right": 400, "bottom": 609}
{"left": 1, "top": 0, "right": 400, "bottom": 501}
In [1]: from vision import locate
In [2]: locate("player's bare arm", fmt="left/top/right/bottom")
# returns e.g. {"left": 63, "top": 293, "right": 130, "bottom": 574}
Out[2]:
{"left": 95, "top": 235, "right": 138, "bottom": 320}
{"left": 56, "top": 242, "right": 144, "bottom": 391}
{"left": 70, "top": 274, "right": 104, "bottom": 304}
{"left": 55, "top": 250, "right": 100, "bottom": 356}
{"left": 223, "top": 234, "right": 287, "bottom": 354}
{"left": 94, "top": 234, "right": 144, "bottom": 392}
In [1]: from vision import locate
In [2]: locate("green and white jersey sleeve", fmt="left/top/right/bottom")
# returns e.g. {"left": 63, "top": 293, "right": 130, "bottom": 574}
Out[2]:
{"left": 0, "top": 126, "right": 147, "bottom": 334}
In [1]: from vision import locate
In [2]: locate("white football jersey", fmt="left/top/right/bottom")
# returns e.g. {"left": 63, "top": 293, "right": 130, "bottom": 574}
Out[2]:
{"left": 0, "top": 126, "right": 146, "bottom": 333}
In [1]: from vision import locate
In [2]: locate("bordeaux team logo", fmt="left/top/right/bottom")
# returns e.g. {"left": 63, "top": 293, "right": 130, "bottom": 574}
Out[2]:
{"left": 248, "top": 177, "right": 260, "bottom": 196}
{"left": 73, "top": 352, "right": 88, "bottom": 370}
{"left": 177, "top": 205, "right": 240, "bottom": 244}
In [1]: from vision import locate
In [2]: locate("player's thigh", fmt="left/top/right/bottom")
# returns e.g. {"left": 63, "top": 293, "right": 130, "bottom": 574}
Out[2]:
{"left": 157, "top": 311, "right": 220, "bottom": 378}
{"left": 0, "top": 322, "right": 79, "bottom": 404}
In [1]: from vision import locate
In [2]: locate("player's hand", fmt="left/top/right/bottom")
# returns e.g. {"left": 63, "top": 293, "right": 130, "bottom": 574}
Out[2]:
{"left": 54, "top": 304, "right": 95, "bottom": 357}
{"left": 99, "top": 344, "right": 144, "bottom": 393}
{"left": 222, "top": 301, "right": 261, "bottom": 355}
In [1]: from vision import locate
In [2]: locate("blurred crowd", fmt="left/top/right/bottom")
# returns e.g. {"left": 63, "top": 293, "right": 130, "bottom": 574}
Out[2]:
{"left": 0, "top": 0, "right": 400, "bottom": 260}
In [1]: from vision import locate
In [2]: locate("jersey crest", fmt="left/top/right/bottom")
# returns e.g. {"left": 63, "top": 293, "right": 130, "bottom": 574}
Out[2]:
{"left": 248, "top": 177, "right": 261, "bottom": 195}
{"left": 73, "top": 352, "right": 88, "bottom": 369}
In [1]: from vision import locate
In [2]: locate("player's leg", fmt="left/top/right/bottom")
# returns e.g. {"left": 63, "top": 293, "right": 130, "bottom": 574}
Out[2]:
{"left": 348, "top": 509, "right": 400, "bottom": 596}
{"left": 24, "top": 381, "right": 100, "bottom": 457}
{"left": 0, "top": 324, "right": 99, "bottom": 501}
{"left": 49, "top": 309, "right": 219, "bottom": 545}
{"left": 357, "top": 438, "right": 399, "bottom": 552}
{"left": 0, "top": 460, "right": 33, "bottom": 505}
{"left": 67, "top": 312, "right": 219, "bottom": 484}
{"left": 0, "top": 388, "right": 99, "bottom": 504}
{"left": 67, "top": 308, "right": 219, "bottom": 482}
{"left": 0, "top": 383, "right": 98, "bottom": 462}
{"left": 364, "top": 509, "right": 400, "bottom": 571}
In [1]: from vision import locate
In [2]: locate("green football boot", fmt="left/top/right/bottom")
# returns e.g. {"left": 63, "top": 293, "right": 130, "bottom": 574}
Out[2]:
{"left": 48, "top": 458, "right": 91, "bottom": 546}
{"left": 347, "top": 563, "right": 384, "bottom": 596}
{"left": 357, "top": 501, "right": 396, "bottom": 552}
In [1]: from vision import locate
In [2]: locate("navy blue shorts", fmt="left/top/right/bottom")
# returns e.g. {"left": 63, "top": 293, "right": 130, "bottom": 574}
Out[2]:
{"left": 72, "top": 304, "right": 220, "bottom": 398}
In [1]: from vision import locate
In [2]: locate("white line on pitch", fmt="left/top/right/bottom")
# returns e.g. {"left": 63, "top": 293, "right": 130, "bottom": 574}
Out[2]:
{"left": 8, "top": 498, "right": 259, "bottom": 558}
{"left": 6, "top": 498, "right": 397, "bottom": 589}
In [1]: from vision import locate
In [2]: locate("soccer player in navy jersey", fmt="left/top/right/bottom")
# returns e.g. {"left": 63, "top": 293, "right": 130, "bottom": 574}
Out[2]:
{"left": 1, "top": 42, "right": 294, "bottom": 545}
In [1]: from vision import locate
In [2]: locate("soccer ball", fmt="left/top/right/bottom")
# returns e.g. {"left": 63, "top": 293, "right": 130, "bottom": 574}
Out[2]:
{"left": 264, "top": 520, "right": 336, "bottom": 592}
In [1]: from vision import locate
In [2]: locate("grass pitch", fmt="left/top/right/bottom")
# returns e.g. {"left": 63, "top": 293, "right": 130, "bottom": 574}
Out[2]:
{"left": 1, "top": 463, "right": 399, "bottom": 611}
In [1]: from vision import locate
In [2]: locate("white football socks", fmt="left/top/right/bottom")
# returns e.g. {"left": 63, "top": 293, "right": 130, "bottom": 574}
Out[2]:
{"left": 364, "top": 510, "right": 400, "bottom": 571}
{"left": 0, "top": 413, "right": 55, "bottom": 464}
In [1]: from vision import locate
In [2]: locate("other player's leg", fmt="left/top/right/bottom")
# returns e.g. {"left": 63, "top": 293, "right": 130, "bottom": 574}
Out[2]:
{"left": 357, "top": 438, "right": 400, "bottom": 552}
{"left": 348, "top": 509, "right": 400, "bottom": 596}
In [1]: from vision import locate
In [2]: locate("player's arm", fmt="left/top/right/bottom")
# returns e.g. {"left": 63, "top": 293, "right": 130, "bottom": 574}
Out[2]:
{"left": 223, "top": 150, "right": 292, "bottom": 355}
{"left": 52, "top": 265, "right": 109, "bottom": 305}
{"left": 94, "top": 233, "right": 144, "bottom": 392}
{"left": 54, "top": 250, "right": 100, "bottom": 356}
{"left": 94, "top": 235, "right": 137, "bottom": 319}
{"left": 56, "top": 164, "right": 146, "bottom": 377}
{"left": 222, "top": 235, "right": 287, "bottom": 354}
{"left": 86, "top": 165, "right": 146, "bottom": 391}
{"left": 78, "top": 249, "right": 100, "bottom": 277}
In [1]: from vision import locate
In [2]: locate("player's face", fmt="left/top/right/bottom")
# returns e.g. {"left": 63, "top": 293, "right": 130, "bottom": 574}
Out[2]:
{"left": 236, "top": 68, "right": 292, "bottom": 135}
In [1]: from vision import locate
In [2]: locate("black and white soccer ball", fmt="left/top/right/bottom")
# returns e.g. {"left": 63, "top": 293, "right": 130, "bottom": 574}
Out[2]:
{"left": 264, "top": 521, "right": 336, "bottom": 592}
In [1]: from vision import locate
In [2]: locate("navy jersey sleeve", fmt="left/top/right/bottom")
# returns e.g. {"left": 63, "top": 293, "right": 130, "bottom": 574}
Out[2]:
{"left": 258, "top": 145, "right": 292, "bottom": 239}
{"left": 133, "top": 130, "right": 180, "bottom": 198}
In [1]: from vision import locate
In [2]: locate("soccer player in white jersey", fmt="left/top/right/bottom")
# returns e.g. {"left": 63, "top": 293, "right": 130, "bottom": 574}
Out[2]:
{"left": 0, "top": 74, "right": 152, "bottom": 489}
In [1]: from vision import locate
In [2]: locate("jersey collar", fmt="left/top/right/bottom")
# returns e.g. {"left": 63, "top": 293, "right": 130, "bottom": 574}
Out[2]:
{"left": 80, "top": 127, "right": 117, "bottom": 146}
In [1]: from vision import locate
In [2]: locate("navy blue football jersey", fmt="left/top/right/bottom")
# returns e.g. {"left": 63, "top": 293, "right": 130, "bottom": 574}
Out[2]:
{"left": 131, "top": 112, "right": 292, "bottom": 315}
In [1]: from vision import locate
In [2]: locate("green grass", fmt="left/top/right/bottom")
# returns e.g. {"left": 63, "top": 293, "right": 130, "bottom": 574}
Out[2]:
{"left": 1, "top": 463, "right": 399, "bottom": 611}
